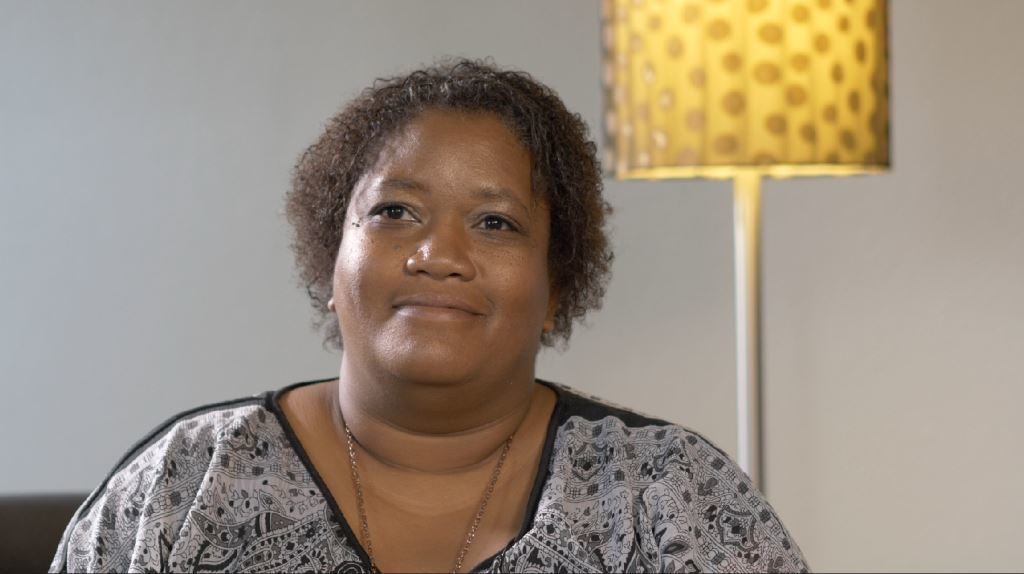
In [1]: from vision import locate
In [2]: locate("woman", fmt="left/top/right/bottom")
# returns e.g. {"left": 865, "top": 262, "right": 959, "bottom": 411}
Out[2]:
{"left": 51, "top": 60, "right": 808, "bottom": 573}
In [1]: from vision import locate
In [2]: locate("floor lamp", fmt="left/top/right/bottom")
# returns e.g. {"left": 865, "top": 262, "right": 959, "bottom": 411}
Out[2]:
{"left": 601, "top": 0, "right": 890, "bottom": 491}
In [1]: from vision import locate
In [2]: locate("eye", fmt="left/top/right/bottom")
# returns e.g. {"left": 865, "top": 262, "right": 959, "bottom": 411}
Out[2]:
{"left": 382, "top": 206, "right": 407, "bottom": 220}
{"left": 480, "top": 215, "right": 517, "bottom": 232}
{"left": 370, "top": 203, "right": 415, "bottom": 221}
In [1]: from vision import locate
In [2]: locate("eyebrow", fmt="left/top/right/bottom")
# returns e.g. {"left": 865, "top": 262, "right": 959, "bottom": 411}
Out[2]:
{"left": 378, "top": 178, "right": 426, "bottom": 192}
{"left": 378, "top": 178, "right": 531, "bottom": 213}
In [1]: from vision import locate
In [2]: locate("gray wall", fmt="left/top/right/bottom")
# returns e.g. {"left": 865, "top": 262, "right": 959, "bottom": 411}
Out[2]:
{"left": 2, "top": 1, "right": 1022, "bottom": 571}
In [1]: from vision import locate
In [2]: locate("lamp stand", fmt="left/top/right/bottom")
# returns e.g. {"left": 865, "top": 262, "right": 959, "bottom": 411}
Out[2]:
{"left": 732, "top": 171, "right": 764, "bottom": 492}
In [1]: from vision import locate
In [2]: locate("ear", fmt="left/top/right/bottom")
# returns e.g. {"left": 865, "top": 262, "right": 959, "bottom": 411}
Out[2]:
{"left": 543, "top": 285, "right": 559, "bottom": 333}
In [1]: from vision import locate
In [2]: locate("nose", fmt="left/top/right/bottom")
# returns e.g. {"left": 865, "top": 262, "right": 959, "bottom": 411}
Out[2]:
{"left": 405, "top": 219, "right": 477, "bottom": 281}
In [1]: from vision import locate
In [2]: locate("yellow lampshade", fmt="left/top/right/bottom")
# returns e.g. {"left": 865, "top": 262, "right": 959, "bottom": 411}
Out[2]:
{"left": 602, "top": 0, "right": 890, "bottom": 180}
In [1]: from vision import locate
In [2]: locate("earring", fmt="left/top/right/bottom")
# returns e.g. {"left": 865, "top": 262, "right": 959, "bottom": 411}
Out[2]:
{"left": 327, "top": 298, "right": 336, "bottom": 312}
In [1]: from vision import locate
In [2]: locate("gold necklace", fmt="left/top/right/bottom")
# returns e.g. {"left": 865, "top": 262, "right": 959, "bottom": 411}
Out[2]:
{"left": 343, "top": 421, "right": 514, "bottom": 574}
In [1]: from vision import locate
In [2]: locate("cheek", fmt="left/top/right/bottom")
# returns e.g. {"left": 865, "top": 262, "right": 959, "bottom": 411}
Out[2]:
{"left": 333, "top": 232, "right": 387, "bottom": 322}
{"left": 495, "top": 253, "right": 552, "bottom": 326}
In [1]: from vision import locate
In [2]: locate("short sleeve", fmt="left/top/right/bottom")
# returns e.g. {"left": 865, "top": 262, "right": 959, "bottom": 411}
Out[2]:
{"left": 641, "top": 429, "right": 810, "bottom": 572}
{"left": 49, "top": 417, "right": 209, "bottom": 573}
{"left": 50, "top": 476, "right": 155, "bottom": 573}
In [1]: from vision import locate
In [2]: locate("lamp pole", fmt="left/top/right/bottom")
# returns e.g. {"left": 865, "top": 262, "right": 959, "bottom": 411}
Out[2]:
{"left": 733, "top": 170, "right": 764, "bottom": 492}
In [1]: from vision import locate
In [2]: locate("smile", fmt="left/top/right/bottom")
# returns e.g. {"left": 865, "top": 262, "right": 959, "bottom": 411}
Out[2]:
{"left": 394, "top": 305, "right": 482, "bottom": 321}
{"left": 391, "top": 293, "right": 486, "bottom": 320}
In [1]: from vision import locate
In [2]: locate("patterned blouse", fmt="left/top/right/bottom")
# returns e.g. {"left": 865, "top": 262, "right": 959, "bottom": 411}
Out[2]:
{"left": 51, "top": 379, "right": 809, "bottom": 573}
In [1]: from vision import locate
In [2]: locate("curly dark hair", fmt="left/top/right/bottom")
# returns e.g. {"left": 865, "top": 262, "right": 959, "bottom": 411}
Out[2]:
{"left": 285, "top": 58, "right": 613, "bottom": 350}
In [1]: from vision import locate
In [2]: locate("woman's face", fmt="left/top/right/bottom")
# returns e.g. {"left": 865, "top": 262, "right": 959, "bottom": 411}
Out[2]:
{"left": 330, "top": 109, "right": 557, "bottom": 385}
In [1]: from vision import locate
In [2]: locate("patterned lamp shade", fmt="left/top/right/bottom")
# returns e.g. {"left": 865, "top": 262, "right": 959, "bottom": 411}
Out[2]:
{"left": 602, "top": 0, "right": 890, "bottom": 179}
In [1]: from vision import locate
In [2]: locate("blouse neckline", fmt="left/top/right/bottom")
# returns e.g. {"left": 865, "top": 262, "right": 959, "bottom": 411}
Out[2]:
{"left": 264, "top": 377, "right": 567, "bottom": 572}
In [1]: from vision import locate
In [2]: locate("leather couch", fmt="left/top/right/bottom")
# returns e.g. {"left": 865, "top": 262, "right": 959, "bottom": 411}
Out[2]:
{"left": 0, "top": 494, "right": 87, "bottom": 573}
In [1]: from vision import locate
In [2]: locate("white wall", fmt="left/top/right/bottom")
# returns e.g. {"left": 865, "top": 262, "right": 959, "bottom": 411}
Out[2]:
{"left": 2, "top": 1, "right": 1022, "bottom": 571}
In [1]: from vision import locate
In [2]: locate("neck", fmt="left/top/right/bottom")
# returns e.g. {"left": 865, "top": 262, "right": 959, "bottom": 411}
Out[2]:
{"left": 332, "top": 354, "right": 537, "bottom": 473}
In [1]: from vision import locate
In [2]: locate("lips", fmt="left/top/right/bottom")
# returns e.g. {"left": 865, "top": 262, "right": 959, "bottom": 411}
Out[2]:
{"left": 392, "top": 293, "right": 486, "bottom": 316}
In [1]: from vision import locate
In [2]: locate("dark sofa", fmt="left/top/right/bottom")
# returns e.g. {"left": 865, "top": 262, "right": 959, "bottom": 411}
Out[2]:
{"left": 0, "top": 494, "right": 87, "bottom": 573}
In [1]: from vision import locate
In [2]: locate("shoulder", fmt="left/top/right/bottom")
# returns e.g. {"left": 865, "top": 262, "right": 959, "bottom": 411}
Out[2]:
{"left": 536, "top": 381, "right": 810, "bottom": 572}
{"left": 545, "top": 381, "right": 741, "bottom": 491}
{"left": 49, "top": 392, "right": 283, "bottom": 573}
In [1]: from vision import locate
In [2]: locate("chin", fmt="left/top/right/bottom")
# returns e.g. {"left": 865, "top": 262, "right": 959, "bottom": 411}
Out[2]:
{"left": 376, "top": 330, "right": 483, "bottom": 386}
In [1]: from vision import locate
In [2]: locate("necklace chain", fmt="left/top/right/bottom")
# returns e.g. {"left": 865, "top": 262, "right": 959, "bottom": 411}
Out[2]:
{"left": 343, "top": 420, "right": 514, "bottom": 574}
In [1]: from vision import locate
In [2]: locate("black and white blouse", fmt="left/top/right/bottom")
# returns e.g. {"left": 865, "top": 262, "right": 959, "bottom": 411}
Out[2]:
{"left": 51, "top": 379, "right": 809, "bottom": 573}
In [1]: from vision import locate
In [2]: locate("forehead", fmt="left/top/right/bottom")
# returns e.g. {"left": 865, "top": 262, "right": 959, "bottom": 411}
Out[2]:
{"left": 361, "top": 109, "right": 539, "bottom": 200}
{"left": 397, "top": 108, "right": 527, "bottom": 157}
